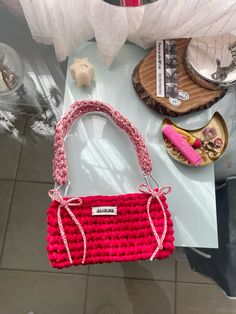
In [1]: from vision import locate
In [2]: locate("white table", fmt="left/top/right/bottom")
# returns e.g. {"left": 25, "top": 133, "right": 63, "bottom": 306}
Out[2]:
{"left": 63, "top": 42, "right": 218, "bottom": 248}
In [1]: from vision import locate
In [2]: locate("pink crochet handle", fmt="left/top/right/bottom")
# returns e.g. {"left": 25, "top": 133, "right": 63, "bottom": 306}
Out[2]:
{"left": 53, "top": 100, "right": 152, "bottom": 186}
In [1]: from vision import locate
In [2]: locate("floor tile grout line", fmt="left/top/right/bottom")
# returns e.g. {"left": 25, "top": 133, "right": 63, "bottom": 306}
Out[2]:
{"left": 0, "top": 178, "right": 54, "bottom": 185}
{"left": 83, "top": 272, "right": 90, "bottom": 314}
{"left": 83, "top": 266, "right": 91, "bottom": 313}
{"left": 175, "top": 259, "right": 178, "bottom": 314}
{"left": 0, "top": 115, "right": 26, "bottom": 184}
{"left": 17, "top": 179, "right": 54, "bottom": 185}
{"left": 0, "top": 267, "right": 89, "bottom": 277}
{"left": 0, "top": 116, "right": 27, "bottom": 185}
{"left": 69, "top": 273, "right": 177, "bottom": 283}
{"left": 176, "top": 280, "right": 215, "bottom": 286}
{"left": 0, "top": 266, "right": 177, "bottom": 283}
{"left": 14, "top": 115, "right": 28, "bottom": 182}
{"left": 0, "top": 266, "right": 216, "bottom": 285}
{"left": 14, "top": 114, "right": 54, "bottom": 184}
{"left": 0, "top": 267, "right": 174, "bottom": 283}
{"left": 0, "top": 180, "right": 17, "bottom": 265}
{"left": 0, "top": 117, "right": 27, "bottom": 265}
{"left": 0, "top": 178, "right": 15, "bottom": 183}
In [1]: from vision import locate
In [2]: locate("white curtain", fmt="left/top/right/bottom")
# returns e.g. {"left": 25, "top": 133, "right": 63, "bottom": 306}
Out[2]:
{"left": 4, "top": 0, "right": 236, "bottom": 66}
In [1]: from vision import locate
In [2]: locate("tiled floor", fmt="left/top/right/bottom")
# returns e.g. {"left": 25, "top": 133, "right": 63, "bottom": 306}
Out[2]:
{"left": 0, "top": 115, "right": 26, "bottom": 180}
{"left": 16, "top": 125, "right": 54, "bottom": 183}
{"left": 176, "top": 283, "right": 236, "bottom": 314}
{"left": 85, "top": 276, "right": 175, "bottom": 314}
{"left": 1, "top": 116, "right": 236, "bottom": 313}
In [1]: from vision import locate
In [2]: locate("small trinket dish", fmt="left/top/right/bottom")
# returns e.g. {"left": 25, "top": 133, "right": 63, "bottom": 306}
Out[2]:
{"left": 162, "top": 112, "right": 228, "bottom": 167}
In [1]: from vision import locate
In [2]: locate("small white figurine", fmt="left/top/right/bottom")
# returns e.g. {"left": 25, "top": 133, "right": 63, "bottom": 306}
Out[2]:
{"left": 70, "top": 58, "right": 95, "bottom": 87}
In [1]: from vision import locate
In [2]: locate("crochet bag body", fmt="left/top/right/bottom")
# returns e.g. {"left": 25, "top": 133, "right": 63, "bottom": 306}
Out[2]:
{"left": 46, "top": 100, "right": 174, "bottom": 269}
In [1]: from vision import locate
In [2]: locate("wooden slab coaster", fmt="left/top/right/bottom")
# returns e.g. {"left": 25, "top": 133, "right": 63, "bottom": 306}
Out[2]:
{"left": 132, "top": 39, "right": 226, "bottom": 117}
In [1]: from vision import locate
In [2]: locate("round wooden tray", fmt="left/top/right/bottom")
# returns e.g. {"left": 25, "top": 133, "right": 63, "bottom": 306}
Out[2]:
{"left": 132, "top": 39, "right": 226, "bottom": 116}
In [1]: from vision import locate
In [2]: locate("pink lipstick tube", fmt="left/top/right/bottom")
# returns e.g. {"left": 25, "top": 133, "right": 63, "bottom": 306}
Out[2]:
{"left": 163, "top": 125, "right": 202, "bottom": 166}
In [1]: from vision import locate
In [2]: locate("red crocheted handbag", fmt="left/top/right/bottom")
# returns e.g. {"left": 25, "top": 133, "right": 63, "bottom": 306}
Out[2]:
{"left": 46, "top": 100, "right": 174, "bottom": 268}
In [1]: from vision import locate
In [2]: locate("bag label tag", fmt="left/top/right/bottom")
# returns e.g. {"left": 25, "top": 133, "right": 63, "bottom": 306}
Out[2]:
{"left": 92, "top": 206, "right": 117, "bottom": 216}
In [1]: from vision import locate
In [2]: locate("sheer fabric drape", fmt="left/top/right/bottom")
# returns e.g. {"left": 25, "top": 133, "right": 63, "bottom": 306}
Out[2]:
{"left": 3, "top": 0, "right": 236, "bottom": 65}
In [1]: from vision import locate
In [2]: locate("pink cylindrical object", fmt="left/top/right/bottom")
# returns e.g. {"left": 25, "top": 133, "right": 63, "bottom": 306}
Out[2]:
{"left": 121, "top": 0, "right": 142, "bottom": 6}
{"left": 163, "top": 125, "right": 202, "bottom": 166}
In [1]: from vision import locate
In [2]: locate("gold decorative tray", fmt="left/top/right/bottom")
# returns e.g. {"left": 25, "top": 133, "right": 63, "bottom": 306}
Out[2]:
{"left": 162, "top": 112, "right": 228, "bottom": 167}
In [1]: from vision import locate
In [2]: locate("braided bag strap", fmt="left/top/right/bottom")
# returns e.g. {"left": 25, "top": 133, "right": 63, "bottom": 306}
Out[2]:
{"left": 53, "top": 100, "right": 152, "bottom": 186}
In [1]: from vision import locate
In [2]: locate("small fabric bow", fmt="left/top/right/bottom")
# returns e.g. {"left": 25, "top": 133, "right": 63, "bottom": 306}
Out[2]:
{"left": 139, "top": 184, "right": 171, "bottom": 260}
{"left": 139, "top": 184, "right": 171, "bottom": 198}
{"left": 48, "top": 189, "right": 86, "bottom": 264}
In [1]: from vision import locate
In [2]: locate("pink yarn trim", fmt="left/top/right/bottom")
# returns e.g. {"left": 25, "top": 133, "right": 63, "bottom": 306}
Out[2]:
{"left": 48, "top": 189, "right": 86, "bottom": 264}
{"left": 53, "top": 100, "right": 152, "bottom": 186}
{"left": 48, "top": 184, "right": 172, "bottom": 266}
{"left": 139, "top": 184, "right": 171, "bottom": 260}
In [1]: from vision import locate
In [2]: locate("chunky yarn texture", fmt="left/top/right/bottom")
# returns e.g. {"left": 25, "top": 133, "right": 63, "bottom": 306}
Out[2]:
{"left": 53, "top": 100, "right": 152, "bottom": 186}
{"left": 47, "top": 100, "right": 175, "bottom": 268}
